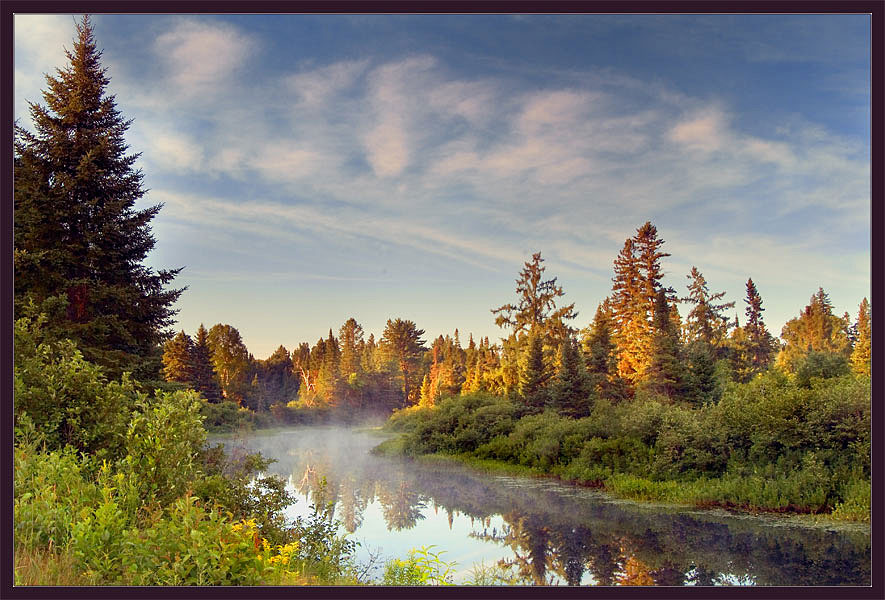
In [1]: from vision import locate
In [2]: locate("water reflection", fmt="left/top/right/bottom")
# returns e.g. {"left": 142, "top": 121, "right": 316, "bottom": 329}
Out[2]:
{"left": 227, "top": 427, "right": 870, "bottom": 586}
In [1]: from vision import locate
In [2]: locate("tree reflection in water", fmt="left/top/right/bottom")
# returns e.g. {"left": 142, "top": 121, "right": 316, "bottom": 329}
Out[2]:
{"left": 234, "top": 428, "right": 870, "bottom": 586}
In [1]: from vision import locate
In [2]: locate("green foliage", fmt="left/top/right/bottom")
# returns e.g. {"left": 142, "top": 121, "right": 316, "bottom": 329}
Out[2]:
{"left": 119, "top": 390, "right": 207, "bottom": 507}
{"left": 13, "top": 16, "right": 182, "bottom": 381}
{"left": 382, "top": 546, "right": 456, "bottom": 586}
{"left": 14, "top": 312, "right": 138, "bottom": 460}
{"left": 288, "top": 480, "right": 358, "bottom": 581}
{"left": 794, "top": 351, "right": 849, "bottom": 388}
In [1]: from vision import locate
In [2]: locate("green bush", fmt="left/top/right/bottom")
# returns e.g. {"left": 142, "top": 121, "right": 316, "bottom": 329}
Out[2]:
{"left": 119, "top": 390, "right": 207, "bottom": 508}
{"left": 14, "top": 313, "right": 138, "bottom": 460}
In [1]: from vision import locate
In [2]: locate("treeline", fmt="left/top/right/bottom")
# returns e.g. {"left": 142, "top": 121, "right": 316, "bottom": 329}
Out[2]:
{"left": 165, "top": 222, "right": 871, "bottom": 429}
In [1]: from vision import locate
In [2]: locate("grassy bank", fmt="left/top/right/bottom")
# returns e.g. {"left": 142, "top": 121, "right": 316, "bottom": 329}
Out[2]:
{"left": 379, "top": 374, "right": 871, "bottom": 523}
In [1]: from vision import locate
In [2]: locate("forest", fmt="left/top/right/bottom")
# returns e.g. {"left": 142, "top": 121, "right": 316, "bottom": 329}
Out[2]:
{"left": 12, "top": 16, "right": 871, "bottom": 587}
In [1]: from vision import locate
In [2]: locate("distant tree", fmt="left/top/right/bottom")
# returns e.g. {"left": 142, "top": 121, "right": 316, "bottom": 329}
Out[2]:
{"left": 418, "top": 374, "right": 434, "bottom": 408}
{"left": 582, "top": 300, "right": 629, "bottom": 402}
{"left": 317, "top": 330, "right": 342, "bottom": 403}
{"left": 207, "top": 323, "right": 252, "bottom": 405}
{"left": 519, "top": 332, "right": 550, "bottom": 414}
{"left": 13, "top": 15, "right": 183, "bottom": 381}
{"left": 162, "top": 331, "right": 193, "bottom": 385}
{"left": 609, "top": 222, "right": 673, "bottom": 386}
{"left": 741, "top": 278, "right": 779, "bottom": 376}
{"left": 795, "top": 351, "right": 850, "bottom": 388}
{"left": 684, "top": 340, "right": 718, "bottom": 405}
{"left": 492, "top": 252, "right": 577, "bottom": 345}
{"left": 191, "top": 324, "right": 222, "bottom": 402}
{"left": 381, "top": 318, "right": 427, "bottom": 406}
{"left": 641, "top": 290, "right": 686, "bottom": 401}
{"left": 338, "top": 318, "right": 364, "bottom": 381}
{"left": 778, "top": 288, "right": 852, "bottom": 373}
{"left": 851, "top": 298, "right": 871, "bottom": 377}
{"left": 550, "top": 338, "right": 593, "bottom": 418}
{"left": 681, "top": 267, "right": 734, "bottom": 354}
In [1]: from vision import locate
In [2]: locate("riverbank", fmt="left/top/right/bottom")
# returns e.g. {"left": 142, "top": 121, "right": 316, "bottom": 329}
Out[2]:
{"left": 372, "top": 436, "right": 870, "bottom": 531}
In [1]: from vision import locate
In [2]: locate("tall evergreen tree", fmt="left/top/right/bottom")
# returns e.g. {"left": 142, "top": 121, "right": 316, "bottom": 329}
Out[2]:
{"left": 742, "top": 278, "right": 779, "bottom": 376}
{"left": 519, "top": 332, "right": 550, "bottom": 414}
{"left": 492, "top": 252, "right": 577, "bottom": 344}
{"left": 13, "top": 16, "right": 183, "bottom": 381}
{"left": 191, "top": 324, "right": 221, "bottom": 402}
{"left": 851, "top": 298, "right": 871, "bottom": 377}
{"left": 609, "top": 222, "right": 674, "bottom": 387}
{"left": 682, "top": 267, "right": 734, "bottom": 353}
{"left": 550, "top": 338, "right": 593, "bottom": 417}
{"left": 161, "top": 330, "right": 193, "bottom": 385}
{"left": 381, "top": 318, "right": 427, "bottom": 406}
{"left": 641, "top": 290, "right": 686, "bottom": 401}
{"left": 338, "top": 317, "right": 364, "bottom": 381}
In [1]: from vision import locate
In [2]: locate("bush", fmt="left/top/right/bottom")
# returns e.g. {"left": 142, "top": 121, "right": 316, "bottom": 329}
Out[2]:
{"left": 14, "top": 313, "right": 138, "bottom": 460}
{"left": 119, "top": 390, "right": 207, "bottom": 508}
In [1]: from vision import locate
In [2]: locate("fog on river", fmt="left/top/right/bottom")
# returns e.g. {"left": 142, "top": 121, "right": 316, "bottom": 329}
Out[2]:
{"left": 213, "top": 426, "right": 870, "bottom": 586}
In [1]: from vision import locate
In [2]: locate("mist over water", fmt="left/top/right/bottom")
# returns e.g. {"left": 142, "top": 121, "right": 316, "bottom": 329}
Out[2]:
{"left": 214, "top": 426, "right": 870, "bottom": 586}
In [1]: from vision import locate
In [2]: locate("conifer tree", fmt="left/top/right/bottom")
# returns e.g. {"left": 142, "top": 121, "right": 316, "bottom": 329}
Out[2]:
{"left": 641, "top": 290, "right": 686, "bottom": 400}
{"left": 582, "top": 300, "right": 628, "bottom": 402}
{"left": 162, "top": 330, "right": 193, "bottom": 385}
{"left": 742, "top": 278, "right": 779, "bottom": 376}
{"left": 381, "top": 318, "right": 427, "bottom": 406}
{"left": 851, "top": 298, "right": 871, "bottom": 377}
{"left": 778, "top": 288, "right": 851, "bottom": 373}
{"left": 338, "top": 318, "right": 364, "bottom": 381}
{"left": 191, "top": 324, "right": 222, "bottom": 402}
{"left": 551, "top": 338, "right": 593, "bottom": 417}
{"left": 519, "top": 332, "right": 549, "bottom": 414}
{"left": 419, "top": 374, "right": 434, "bottom": 407}
{"left": 492, "top": 252, "right": 577, "bottom": 346}
{"left": 13, "top": 16, "right": 183, "bottom": 380}
{"left": 682, "top": 267, "right": 734, "bottom": 353}
{"left": 609, "top": 223, "right": 673, "bottom": 386}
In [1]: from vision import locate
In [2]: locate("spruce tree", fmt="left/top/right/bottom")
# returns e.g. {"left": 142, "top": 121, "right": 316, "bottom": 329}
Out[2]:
{"left": 682, "top": 267, "right": 734, "bottom": 353}
{"left": 851, "top": 298, "right": 871, "bottom": 377}
{"left": 742, "top": 278, "right": 778, "bottom": 376}
{"left": 338, "top": 318, "right": 364, "bottom": 381}
{"left": 13, "top": 16, "right": 183, "bottom": 380}
{"left": 161, "top": 331, "right": 194, "bottom": 385}
{"left": 641, "top": 290, "right": 686, "bottom": 400}
{"left": 778, "top": 288, "right": 851, "bottom": 373}
{"left": 191, "top": 324, "right": 222, "bottom": 402}
{"left": 551, "top": 338, "right": 593, "bottom": 417}
{"left": 381, "top": 318, "right": 427, "bottom": 406}
{"left": 519, "top": 331, "right": 550, "bottom": 414}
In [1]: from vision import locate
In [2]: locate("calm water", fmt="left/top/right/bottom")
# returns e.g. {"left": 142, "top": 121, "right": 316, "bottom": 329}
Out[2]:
{"left": 219, "top": 426, "right": 870, "bottom": 586}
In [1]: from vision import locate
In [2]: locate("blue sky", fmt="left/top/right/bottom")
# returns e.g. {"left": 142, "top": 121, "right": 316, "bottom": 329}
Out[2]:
{"left": 14, "top": 14, "right": 870, "bottom": 358}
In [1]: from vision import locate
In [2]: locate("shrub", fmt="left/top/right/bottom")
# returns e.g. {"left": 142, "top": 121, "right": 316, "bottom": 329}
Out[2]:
{"left": 119, "top": 390, "right": 206, "bottom": 508}
{"left": 14, "top": 313, "right": 137, "bottom": 460}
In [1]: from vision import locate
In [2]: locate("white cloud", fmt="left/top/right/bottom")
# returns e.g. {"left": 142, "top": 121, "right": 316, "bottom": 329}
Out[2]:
{"left": 668, "top": 107, "right": 729, "bottom": 152}
{"left": 154, "top": 19, "right": 257, "bottom": 99}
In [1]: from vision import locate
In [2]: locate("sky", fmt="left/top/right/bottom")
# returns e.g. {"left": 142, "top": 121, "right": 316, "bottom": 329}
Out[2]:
{"left": 14, "top": 14, "right": 871, "bottom": 359}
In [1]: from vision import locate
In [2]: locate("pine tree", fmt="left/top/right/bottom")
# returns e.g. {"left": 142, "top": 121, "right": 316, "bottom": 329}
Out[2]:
{"left": 609, "top": 223, "right": 673, "bottom": 387}
{"left": 550, "top": 338, "right": 593, "bottom": 417}
{"left": 161, "top": 330, "right": 193, "bottom": 385}
{"left": 519, "top": 332, "right": 550, "bottom": 414}
{"left": 682, "top": 267, "right": 734, "bottom": 353}
{"left": 742, "top": 278, "right": 778, "bottom": 376}
{"left": 778, "top": 288, "right": 851, "bottom": 373}
{"left": 338, "top": 318, "right": 364, "bottom": 381}
{"left": 191, "top": 324, "right": 221, "bottom": 402}
{"left": 851, "top": 298, "right": 871, "bottom": 377}
{"left": 381, "top": 318, "right": 427, "bottom": 406}
{"left": 492, "top": 252, "right": 577, "bottom": 345}
{"left": 13, "top": 16, "right": 183, "bottom": 380}
{"left": 582, "top": 300, "right": 628, "bottom": 402}
{"left": 641, "top": 290, "right": 686, "bottom": 401}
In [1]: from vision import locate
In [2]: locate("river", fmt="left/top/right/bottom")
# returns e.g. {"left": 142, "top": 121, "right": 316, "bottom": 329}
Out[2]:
{"left": 219, "top": 425, "right": 870, "bottom": 586}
